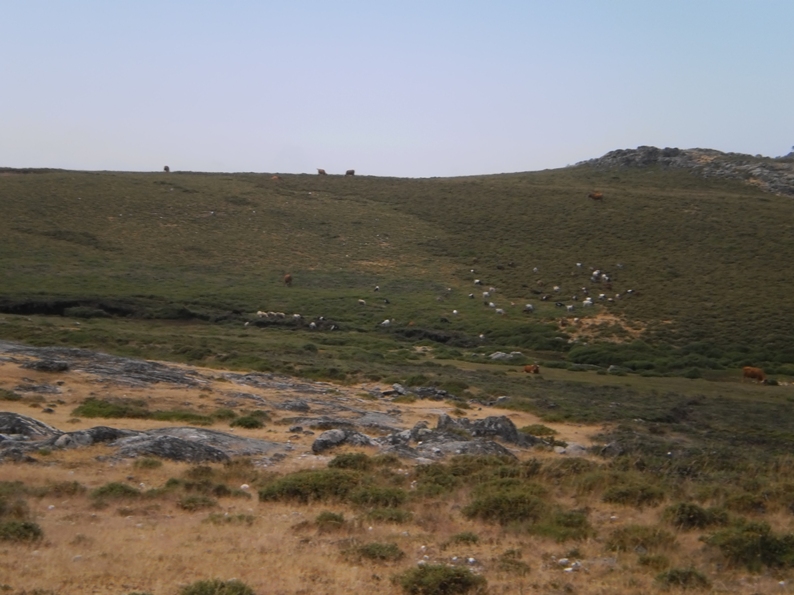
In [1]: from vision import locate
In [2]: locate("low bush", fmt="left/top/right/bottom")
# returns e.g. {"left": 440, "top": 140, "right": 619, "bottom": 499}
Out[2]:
{"left": 638, "top": 554, "right": 670, "bottom": 571}
{"left": 495, "top": 549, "right": 530, "bottom": 576}
{"left": 47, "top": 481, "right": 87, "bottom": 497}
{"left": 230, "top": 415, "right": 264, "bottom": 429}
{"left": 329, "top": 452, "right": 373, "bottom": 471}
{"left": 91, "top": 482, "right": 140, "bottom": 500}
{"left": 212, "top": 408, "right": 238, "bottom": 421}
{"left": 151, "top": 410, "right": 214, "bottom": 425}
{"left": 366, "top": 508, "right": 413, "bottom": 524}
{"left": 258, "top": 469, "right": 361, "bottom": 504}
{"left": 72, "top": 397, "right": 149, "bottom": 419}
{"left": 315, "top": 511, "right": 345, "bottom": 530}
{"left": 178, "top": 495, "right": 218, "bottom": 511}
{"left": 602, "top": 482, "right": 665, "bottom": 508}
{"left": 179, "top": 579, "right": 255, "bottom": 595}
{"left": 0, "top": 388, "right": 22, "bottom": 401}
{"left": 203, "top": 513, "right": 255, "bottom": 526}
{"left": 394, "top": 564, "right": 487, "bottom": 595}
{"left": 133, "top": 457, "right": 163, "bottom": 470}
{"left": 351, "top": 541, "right": 405, "bottom": 562}
{"left": 705, "top": 522, "right": 794, "bottom": 571}
{"left": 0, "top": 520, "right": 43, "bottom": 542}
{"left": 463, "top": 490, "right": 547, "bottom": 526}
{"left": 531, "top": 509, "right": 594, "bottom": 542}
{"left": 664, "top": 502, "right": 728, "bottom": 530}
{"left": 520, "top": 424, "right": 558, "bottom": 437}
{"left": 606, "top": 525, "right": 676, "bottom": 552}
{"left": 350, "top": 486, "right": 408, "bottom": 508}
{"left": 449, "top": 532, "right": 479, "bottom": 545}
{"left": 656, "top": 567, "right": 710, "bottom": 590}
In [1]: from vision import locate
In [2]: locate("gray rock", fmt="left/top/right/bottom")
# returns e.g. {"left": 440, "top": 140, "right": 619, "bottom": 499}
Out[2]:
{"left": 115, "top": 435, "right": 229, "bottom": 463}
{"left": 311, "top": 429, "right": 347, "bottom": 453}
{"left": 310, "top": 428, "right": 375, "bottom": 453}
{"left": 277, "top": 400, "right": 310, "bottom": 412}
{"left": 0, "top": 412, "right": 62, "bottom": 440}
{"left": 22, "top": 359, "right": 69, "bottom": 372}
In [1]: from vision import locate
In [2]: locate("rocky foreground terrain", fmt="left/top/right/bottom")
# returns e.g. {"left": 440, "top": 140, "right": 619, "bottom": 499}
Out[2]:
{"left": 580, "top": 145, "right": 794, "bottom": 197}
{"left": 0, "top": 340, "right": 596, "bottom": 468}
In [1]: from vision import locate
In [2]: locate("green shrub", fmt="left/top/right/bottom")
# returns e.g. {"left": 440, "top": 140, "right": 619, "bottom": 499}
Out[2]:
{"left": 603, "top": 482, "right": 665, "bottom": 508}
{"left": 520, "top": 424, "right": 557, "bottom": 437}
{"left": 0, "top": 497, "right": 29, "bottom": 520}
{"left": 495, "top": 549, "right": 530, "bottom": 576}
{"left": 392, "top": 394, "right": 417, "bottom": 404}
{"left": 656, "top": 567, "right": 710, "bottom": 590}
{"left": 72, "top": 397, "right": 149, "bottom": 419}
{"left": 47, "top": 481, "right": 87, "bottom": 497}
{"left": 531, "top": 509, "right": 594, "bottom": 542}
{"left": 541, "top": 458, "right": 598, "bottom": 480}
{"left": 352, "top": 541, "right": 405, "bottom": 562}
{"left": 328, "top": 452, "right": 373, "bottom": 471}
{"left": 606, "top": 525, "right": 676, "bottom": 552}
{"left": 0, "top": 520, "right": 43, "bottom": 542}
{"left": 639, "top": 554, "right": 670, "bottom": 571}
{"left": 315, "top": 511, "right": 345, "bottom": 529}
{"left": 258, "top": 469, "right": 361, "bottom": 504}
{"left": 230, "top": 415, "right": 264, "bottom": 429}
{"left": 212, "top": 408, "right": 238, "bottom": 421}
{"left": 151, "top": 410, "right": 214, "bottom": 426}
{"left": 394, "top": 564, "right": 487, "bottom": 595}
{"left": 179, "top": 579, "right": 255, "bottom": 595}
{"left": 178, "top": 495, "right": 218, "bottom": 511}
{"left": 91, "top": 482, "right": 140, "bottom": 499}
{"left": 705, "top": 522, "right": 794, "bottom": 571}
{"left": 463, "top": 490, "right": 547, "bottom": 526}
{"left": 350, "top": 486, "right": 408, "bottom": 508}
{"left": 133, "top": 457, "right": 163, "bottom": 470}
{"left": 0, "top": 388, "right": 22, "bottom": 401}
{"left": 449, "top": 532, "right": 479, "bottom": 545}
{"left": 203, "top": 513, "right": 255, "bottom": 526}
{"left": 664, "top": 503, "right": 728, "bottom": 530}
{"left": 366, "top": 508, "right": 413, "bottom": 524}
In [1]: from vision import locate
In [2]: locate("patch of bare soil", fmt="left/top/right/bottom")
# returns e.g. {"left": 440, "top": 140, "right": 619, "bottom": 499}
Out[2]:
{"left": 563, "top": 313, "right": 645, "bottom": 343}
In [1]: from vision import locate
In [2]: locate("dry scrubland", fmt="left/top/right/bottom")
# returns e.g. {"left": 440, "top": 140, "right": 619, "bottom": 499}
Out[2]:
{"left": 2, "top": 152, "right": 794, "bottom": 594}
{"left": 2, "top": 351, "right": 794, "bottom": 595}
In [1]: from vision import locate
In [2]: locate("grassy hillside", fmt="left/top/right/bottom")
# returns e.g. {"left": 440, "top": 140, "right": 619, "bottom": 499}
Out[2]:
{"left": 1, "top": 163, "right": 792, "bottom": 373}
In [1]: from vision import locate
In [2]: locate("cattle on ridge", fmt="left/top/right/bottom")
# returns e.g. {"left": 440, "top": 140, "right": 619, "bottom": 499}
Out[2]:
{"left": 317, "top": 168, "right": 327, "bottom": 175}
{"left": 524, "top": 364, "right": 540, "bottom": 374}
{"left": 345, "top": 169, "right": 355, "bottom": 176}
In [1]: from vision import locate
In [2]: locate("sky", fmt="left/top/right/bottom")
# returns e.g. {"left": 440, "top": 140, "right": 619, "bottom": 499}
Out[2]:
{"left": 1, "top": 1, "right": 793, "bottom": 177}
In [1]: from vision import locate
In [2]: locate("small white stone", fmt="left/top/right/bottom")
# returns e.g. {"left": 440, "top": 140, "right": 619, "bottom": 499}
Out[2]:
{"left": 48, "top": 505, "right": 55, "bottom": 510}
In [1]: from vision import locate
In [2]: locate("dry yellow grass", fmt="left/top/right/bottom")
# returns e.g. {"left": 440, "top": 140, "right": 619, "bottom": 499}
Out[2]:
{"left": 3, "top": 355, "right": 794, "bottom": 594}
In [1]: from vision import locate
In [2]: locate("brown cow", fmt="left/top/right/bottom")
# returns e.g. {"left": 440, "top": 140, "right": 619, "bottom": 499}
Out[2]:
{"left": 271, "top": 175, "right": 282, "bottom": 181}
{"left": 317, "top": 169, "right": 327, "bottom": 175}
{"left": 742, "top": 366, "right": 765, "bottom": 383}
{"left": 524, "top": 364, "right": 540, "bottom": 374}
{"left": 588, "top": 191, "right": 603, "bottom": 201}
{"left": 283, "top": 274, "right": 293, "bottom": 287}
{"left": 345, "top": 169, "right": 355, "bottom": 176}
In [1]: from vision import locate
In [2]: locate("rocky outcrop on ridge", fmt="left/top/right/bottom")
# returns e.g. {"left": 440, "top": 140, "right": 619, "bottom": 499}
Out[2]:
{"left": 579, "top": 146, "right": 794, "bottom": 197}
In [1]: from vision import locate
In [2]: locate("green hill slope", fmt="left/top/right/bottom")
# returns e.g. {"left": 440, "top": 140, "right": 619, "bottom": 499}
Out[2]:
{"left": 1, "top": 153, "right": 792, "bottom": 372}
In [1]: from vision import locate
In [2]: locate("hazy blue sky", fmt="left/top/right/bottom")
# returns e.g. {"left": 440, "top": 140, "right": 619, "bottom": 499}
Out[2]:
{"left": 2, "top": 1, "right": 792, "bottom": 177}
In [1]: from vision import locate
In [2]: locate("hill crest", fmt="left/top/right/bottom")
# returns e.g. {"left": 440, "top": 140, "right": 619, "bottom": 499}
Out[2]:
{"left": 579, "top": 145, "right": 794, "bottom": 196}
